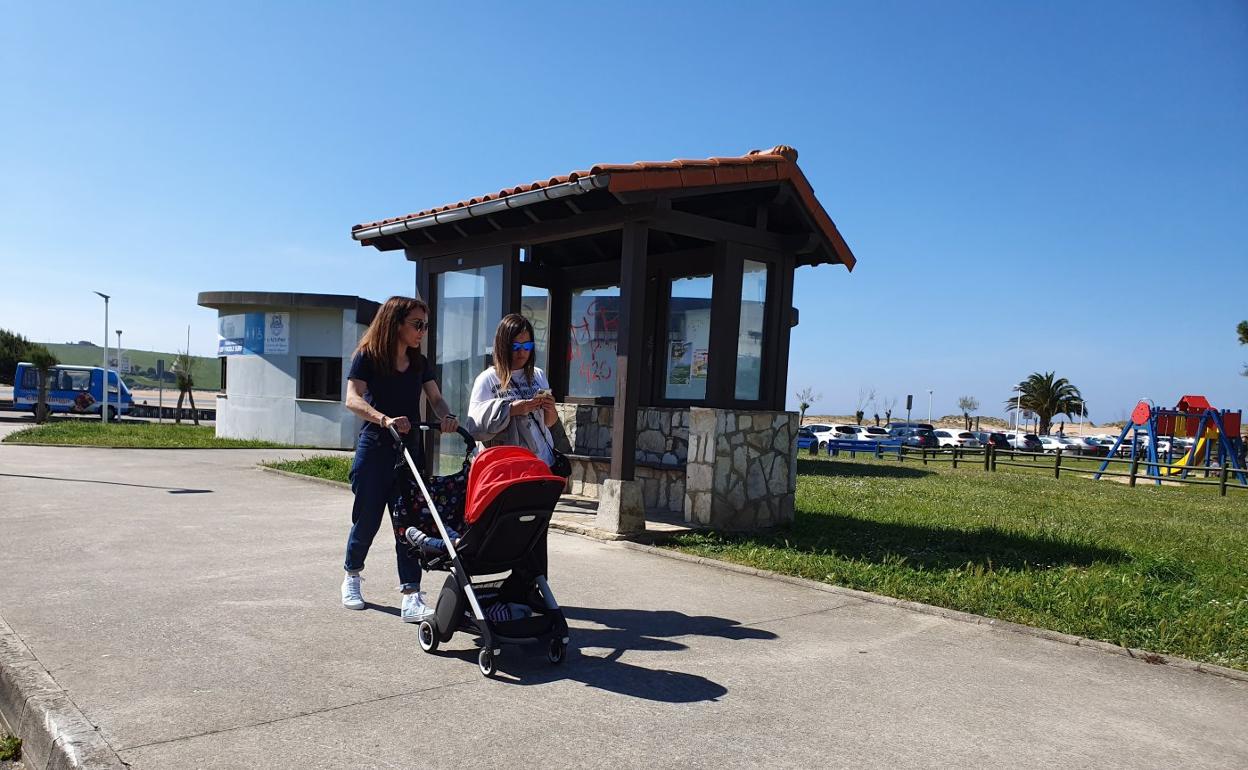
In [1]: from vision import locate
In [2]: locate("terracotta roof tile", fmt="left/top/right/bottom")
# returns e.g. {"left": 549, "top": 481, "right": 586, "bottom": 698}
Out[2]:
{"left": 354, "top": 145, "right": 855, "bottom": 269}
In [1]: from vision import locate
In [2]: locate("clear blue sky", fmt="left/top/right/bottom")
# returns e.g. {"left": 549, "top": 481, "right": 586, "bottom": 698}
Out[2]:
{"left": 3, "top": 1, "right": 1245, "bottom": 422}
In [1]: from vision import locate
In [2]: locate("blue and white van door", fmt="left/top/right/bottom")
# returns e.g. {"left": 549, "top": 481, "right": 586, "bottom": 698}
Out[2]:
{"left": 13, "top": 364, "right": 33, "bottom": 406}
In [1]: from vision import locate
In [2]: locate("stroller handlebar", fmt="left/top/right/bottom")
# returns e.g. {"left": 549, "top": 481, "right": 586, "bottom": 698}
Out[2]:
{"left": 387, "top": 421, "right": 476, "bottom": 448}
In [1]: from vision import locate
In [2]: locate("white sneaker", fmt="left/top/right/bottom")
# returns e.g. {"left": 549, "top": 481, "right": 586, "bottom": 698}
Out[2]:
{"left": 341, "top": 574, "right": 365, "bottom": 610}
{"left": 401, "top": 591, "right": 435, "bottom": 623}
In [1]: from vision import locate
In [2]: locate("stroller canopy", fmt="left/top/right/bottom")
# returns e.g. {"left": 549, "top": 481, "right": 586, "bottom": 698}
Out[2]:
{"left": 465, "top": 446, "right": 567, "bottom": 524}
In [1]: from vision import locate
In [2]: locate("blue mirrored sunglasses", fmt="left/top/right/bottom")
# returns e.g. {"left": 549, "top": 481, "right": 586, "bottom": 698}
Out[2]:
{"left": 511, "top": 341, "right": 535, "bottom": 352}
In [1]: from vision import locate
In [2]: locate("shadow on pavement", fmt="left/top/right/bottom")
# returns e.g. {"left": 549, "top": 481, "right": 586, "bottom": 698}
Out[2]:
{"left": 435, "top": 605, "right": 774, "bottom": 702}
{"left": 0, "top": 472, "right": 213, "bottom": 494}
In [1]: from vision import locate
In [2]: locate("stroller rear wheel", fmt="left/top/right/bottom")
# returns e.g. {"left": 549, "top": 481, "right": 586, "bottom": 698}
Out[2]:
{"left": 547, "top": 639, "right": 566, "bottom": 664}
{"left": 478, "top": 648, "right": 497, "bottom": 677}
{"left": 417, "top": 621, "right": 439, "bottom": 653}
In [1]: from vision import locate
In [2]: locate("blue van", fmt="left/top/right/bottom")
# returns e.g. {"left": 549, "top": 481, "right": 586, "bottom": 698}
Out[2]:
{"left": 12, "top": 363, "right": 133, "bottom": 419}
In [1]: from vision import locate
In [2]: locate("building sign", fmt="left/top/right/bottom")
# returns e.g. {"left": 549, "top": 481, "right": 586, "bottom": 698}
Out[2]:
{"left": 218, "top": 312, "right": 291, "bottom": 356}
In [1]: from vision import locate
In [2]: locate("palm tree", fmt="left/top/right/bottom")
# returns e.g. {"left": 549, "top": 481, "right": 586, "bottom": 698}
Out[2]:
{"left": 28, "top": 344, "right": 58, "bottom": 424}
{"left": 1004, "top": 372, "right": 1086, "bottom": 436}
{"left": 173, "top": 350, "right": 199, "bottom": 426}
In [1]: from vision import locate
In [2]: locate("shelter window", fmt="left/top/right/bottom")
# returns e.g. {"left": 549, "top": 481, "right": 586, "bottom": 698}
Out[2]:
{"left": 734, "top": 259, "right": 769, "bottom": 400}
{"left": 568, "top": 285, "right": 620, "bottom": 398}
{"left": 521, "top": 285, "right": 550, "bottom": 372}
{"left": 298, "top": 357, "right": 342, "bottom": 401}
{"left": 663, "top": 274, "right": 713, "bottom": 400}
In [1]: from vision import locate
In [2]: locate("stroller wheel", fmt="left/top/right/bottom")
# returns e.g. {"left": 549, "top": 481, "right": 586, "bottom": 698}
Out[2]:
{"left": 417, "top": 620, "right": 439, "bottom": 653}
{"left": 547, "top": 639, "right": 566, "bottom": 665}
{"left": 478, "top": 648, "right": 497, "bottom": 678}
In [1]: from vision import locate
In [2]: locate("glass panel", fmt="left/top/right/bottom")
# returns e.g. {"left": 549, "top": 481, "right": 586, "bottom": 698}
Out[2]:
{"left": 520, "top": 285, "right": 550, "bottom": 372}
{"left": 734, "top": 260, "right": 769, "bottom": 400}
{"left": 664, "top": 274, "right": 713, "bottom": 400}
{"left": 436, "top": 266, "right": 503, "bottom": 472}
{"left": 568, "top": 285, "right": 620, "bottom": 398}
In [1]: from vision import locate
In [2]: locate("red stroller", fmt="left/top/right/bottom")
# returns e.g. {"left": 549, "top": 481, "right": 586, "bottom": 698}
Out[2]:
{"left": 388, "top": 423, "right": 569, "bottom": 677}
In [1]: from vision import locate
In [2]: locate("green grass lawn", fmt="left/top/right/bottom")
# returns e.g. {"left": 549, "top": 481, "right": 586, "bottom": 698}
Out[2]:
{"left": 3, "top": 421, "right": 293, "bottom": 448}
{"left": 265, "top": 455, "right": 351, "bottom": 482}
{"left": 668, "top": 454, "right": 1248, "bottom": 671}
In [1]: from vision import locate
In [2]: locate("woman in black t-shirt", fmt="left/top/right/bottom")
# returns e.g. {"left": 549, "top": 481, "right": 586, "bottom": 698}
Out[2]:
{"left": 340, "top": 296, "right": 458, "bottom": 622}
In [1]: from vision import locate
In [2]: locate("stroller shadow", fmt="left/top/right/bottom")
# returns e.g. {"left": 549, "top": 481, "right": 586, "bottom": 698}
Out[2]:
{"left": 440, "top": 605, "right": 774, "bottom": 703}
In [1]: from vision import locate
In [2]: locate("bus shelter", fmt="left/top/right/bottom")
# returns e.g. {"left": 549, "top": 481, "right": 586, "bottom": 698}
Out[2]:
{"left": 352, "top": 146, "right": 856, "bottom": 533}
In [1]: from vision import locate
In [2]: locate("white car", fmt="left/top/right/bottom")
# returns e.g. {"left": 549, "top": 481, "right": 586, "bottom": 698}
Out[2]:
{"left": 841, "top": 425, "right": 890, "bottom": 441}
{"left": 804, "top": 423, "right": 858, "bottom": 448}
{"left": 1038, "top": 436, "right": 1082, "bottom": 454}
{"left": 932, "top": 429, "right": 982, "bottom": 448}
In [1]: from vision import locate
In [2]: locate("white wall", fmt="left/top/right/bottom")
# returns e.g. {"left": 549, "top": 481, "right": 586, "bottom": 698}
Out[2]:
{"left": 214, "top": 305, "right": 364, "bottom": 449}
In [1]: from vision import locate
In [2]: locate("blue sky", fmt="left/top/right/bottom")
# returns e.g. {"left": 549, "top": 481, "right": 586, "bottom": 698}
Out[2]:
{"left": 3, "top": 1, "right": 1245, "bottom": 422}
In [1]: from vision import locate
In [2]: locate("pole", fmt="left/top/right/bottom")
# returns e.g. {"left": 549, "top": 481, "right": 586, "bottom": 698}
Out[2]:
{"left": 927, "top": 389, "right": 933, "bottom": 426}
{"left": 93, "top": 292, "right": 111, "bottom": 423}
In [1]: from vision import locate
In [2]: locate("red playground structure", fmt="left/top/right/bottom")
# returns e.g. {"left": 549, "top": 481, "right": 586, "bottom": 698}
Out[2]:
{"left": 1094, "top": 395, "right": 1247, "bottom": 486}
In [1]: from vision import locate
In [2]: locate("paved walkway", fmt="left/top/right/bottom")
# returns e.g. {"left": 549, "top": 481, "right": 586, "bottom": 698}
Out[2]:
{"left": 1, "top": 443, "right": 1246, "bottom": 768}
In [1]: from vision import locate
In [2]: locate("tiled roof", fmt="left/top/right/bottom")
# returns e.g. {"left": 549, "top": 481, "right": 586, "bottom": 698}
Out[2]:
{"left": 354, "top": 146, "right": 855, "bottom": 269}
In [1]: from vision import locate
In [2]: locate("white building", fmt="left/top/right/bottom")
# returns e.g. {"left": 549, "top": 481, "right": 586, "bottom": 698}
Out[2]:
{"left": 198, "top": 292, "right": 379, "bottom": 449}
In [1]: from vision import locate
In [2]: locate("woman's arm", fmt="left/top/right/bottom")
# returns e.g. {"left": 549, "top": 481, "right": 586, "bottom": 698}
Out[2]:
{"left": 422, "top": 380, "right": 460, "bottom": 433}
{"left": 346, "top": 378, "right": 408, "bottom": 432}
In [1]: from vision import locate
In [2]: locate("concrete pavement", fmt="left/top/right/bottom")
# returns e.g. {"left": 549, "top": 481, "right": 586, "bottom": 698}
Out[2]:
{"left": 0, "top": 441, "right": 1246, "bottom": 768}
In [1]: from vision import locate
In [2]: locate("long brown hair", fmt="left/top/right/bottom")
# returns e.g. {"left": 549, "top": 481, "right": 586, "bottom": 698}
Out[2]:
{"left": 492, "top": 313, "right": 536, "bottom": 393}
{"left": 355, "top": 296, "right": 428, "bottom": 376}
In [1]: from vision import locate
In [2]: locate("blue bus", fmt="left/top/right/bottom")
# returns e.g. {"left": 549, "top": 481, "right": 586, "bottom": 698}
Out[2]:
{"left": 13, "top": 363, "right": 133, "bottom": 419}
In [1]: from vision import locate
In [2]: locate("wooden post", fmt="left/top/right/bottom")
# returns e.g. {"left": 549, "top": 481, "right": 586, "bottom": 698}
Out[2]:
{"left": 1129, "top": 455, "right": 1139, "bottom": 487}
{"left": 1220, "top": 465, "right": 1229, "bottom": 497}
{"left": 921, "top": 448, "right": 927, "bottom": 466}
{"left": 609, "top": 223, "right": 648, "bottom": 482}
{"left": 984, "top": 444, "right": 992, "bottom": 471}
{"left": 1054, "top": 449, "right": 1062, "bottom": 479}
{"left": 952, "top": 447, "right": 959, "bottom": 468}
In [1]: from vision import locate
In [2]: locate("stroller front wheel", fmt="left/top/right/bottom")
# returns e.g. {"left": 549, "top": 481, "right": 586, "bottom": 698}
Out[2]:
{"left": 478, "top": 648, "right": 497, "bottom": 677}
{"left": 547, "top": 639, "right": 566, "bottom": 665}
{"left": 418, "top": 621, "right": 439, "bottom": 653}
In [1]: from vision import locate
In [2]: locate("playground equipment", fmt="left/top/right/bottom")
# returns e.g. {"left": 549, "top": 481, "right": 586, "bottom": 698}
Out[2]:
{"left": 1094, "top": 395, "right": 1247, "bottom": 486}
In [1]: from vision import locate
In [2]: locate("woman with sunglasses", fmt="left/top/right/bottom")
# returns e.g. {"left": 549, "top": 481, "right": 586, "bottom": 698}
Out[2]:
{"left": 340, "top": 296, "right": 458, "bottom": 621}
{"left": 466, "top": 313, "right": 558, "bottom": 463}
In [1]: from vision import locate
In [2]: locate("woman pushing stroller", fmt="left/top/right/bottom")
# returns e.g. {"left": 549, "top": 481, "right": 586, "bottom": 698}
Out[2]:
{"left": 339, "top": 296, "right": 458, "bottom": 622}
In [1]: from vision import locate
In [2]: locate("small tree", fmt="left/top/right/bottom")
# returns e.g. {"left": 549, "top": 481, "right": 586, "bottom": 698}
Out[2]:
{"left": 881, "top": 396, "right": 897, "bottom": 425}
{"left": 0, "top": 329, "right": 31, "bottom": 386}
{"left": 28, "top": 344, "right": 58, "bottom": 423}
{"left": 1238, "top": 320, "right": 1247, "bottom": 376}
{"left": 957, "top": 395, "right": 979, "bottom": 431}
{"left": 795, "top": 387, "right": 820, "bottom": 424}
{"left": 173, "top": 350, "right": 199, "bottom": 426}
{"left": 855, "top": 387, "right": 876, "bottom": 426}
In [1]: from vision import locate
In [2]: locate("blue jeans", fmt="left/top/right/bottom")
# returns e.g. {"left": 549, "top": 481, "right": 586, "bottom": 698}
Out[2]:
{"left": 343, "top": 431, "right": 422, "bottom": 591}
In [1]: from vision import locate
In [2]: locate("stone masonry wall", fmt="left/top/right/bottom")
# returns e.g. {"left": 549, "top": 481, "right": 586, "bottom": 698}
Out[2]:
{"left": 554, "top": 404, "right": 687, "bottom": 515}
{"left": 684, "top": 407, "right": 798, "bottom": 530}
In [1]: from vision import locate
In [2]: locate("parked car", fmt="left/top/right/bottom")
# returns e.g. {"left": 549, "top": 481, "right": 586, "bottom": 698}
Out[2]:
{"left": 973, "top": 431, "right": 1012, "bottom": 450}
{"left": 12, "top": 363, "right": 133, "bottom": 419}
{"left": 796, "top": 428, "right": 817, "bottom": 452}
{"left": 837, "top": 425, "right": 891, "bottom": 442}
{"left": 887, "top": 421, "right": 935, "bottom": 432}
{"left": 1070, "top": 437, "right": 1108, "bottom": 457}
{"left": 933, "top": 429, "right": 982, "bottom": 448}
{"left": 1003, "top": 432, "right": 1043, "bottom": 452}
{"left": 1038, "top": 436, "right": 1082, "bottom": 453}
{"left": 892, "top": 426, "right": 938, "bottom": 448}
{"left": 803, "top": 423, "right": 836, "bottom": 446}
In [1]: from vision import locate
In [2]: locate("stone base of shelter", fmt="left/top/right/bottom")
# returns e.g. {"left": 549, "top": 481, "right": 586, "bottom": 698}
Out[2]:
{"left": 554, "top": 404, "right": 797, "bottom": 532}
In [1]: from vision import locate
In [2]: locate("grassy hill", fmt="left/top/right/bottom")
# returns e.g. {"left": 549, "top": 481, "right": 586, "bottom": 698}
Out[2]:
{"left": 40, "top": 343, "right": 221, "bottom": 390}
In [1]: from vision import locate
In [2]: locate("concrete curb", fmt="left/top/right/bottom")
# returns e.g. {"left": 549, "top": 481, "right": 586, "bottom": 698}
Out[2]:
{"left": 0, "top": 617, "right": 126, "bottom": 769}
{"left": 257, "top": 462, "right": 1248, "bottom": 684}
{"left": 257, "top": 465, "right": 352, "bottom": 491}
{"left": 613, "top": 541, "right": 1248, "bottom": 684}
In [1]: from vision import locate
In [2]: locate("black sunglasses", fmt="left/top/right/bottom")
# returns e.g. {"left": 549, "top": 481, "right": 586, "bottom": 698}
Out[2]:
{"left": 403, "top": 319, "right": 428, "bottom": 331}
{"left": 511, "top": 341, "right": 535, "bottom": 352}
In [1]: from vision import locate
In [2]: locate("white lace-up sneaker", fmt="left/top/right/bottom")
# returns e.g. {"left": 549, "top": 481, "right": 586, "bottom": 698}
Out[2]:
{"left": 341, "top": 573, "right": 365, "bottom": 610}
{"left": 401, "top": 591, "right": 435, "bottom": 623}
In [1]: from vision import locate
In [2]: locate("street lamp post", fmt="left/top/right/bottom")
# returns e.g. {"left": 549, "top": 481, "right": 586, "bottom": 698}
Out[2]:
{"left": 115, "top": 330, "right": 123, "bottom": 413}
{"left": 927, "top": 390, "right": 933, "bottom": 426}
{"left": 93, "top": 292, "right": 110, "bottom": 423}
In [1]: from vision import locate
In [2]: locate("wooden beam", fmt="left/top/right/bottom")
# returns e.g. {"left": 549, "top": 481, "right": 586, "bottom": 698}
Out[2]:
{"left": 404, "top": 203, "right": 654, "bottom": 261}
{"left": 484, "top": 215, "right": 504, "bottom": 231}
{"left": 706, "top": 242, "right": 743, "bottom": 406}
{"left": 610, "top": 222, "right": 648, "bottom": 481}
{"left": 648, "top": 208, "right": 807, "bottom": 252}
{"left": 564, "top": 199, "right": 583, "bottom": 215}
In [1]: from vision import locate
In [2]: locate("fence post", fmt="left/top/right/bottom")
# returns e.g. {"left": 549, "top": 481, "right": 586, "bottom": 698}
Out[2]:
{"left": 922, "top": 448, "right": 928, "bottom": 466}
{"left": 984, "top": 444, "right": 992, "bottom": 472}
{"left": 952, "top": 447, "right": 959, "bottom": 469}
{"left": 1054, "top": 449, "right": 1062, "bottom": 479}
{"left": 1220, "top": 465, "right": 1229, "bottom": 497}
{"left": 1129, "top": 455, "right": 1139, "bottom": 487}
{"left": 991, "top": 445, "right": 998, "bottom": 471}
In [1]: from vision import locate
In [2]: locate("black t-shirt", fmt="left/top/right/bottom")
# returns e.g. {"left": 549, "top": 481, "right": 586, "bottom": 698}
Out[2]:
{"left": 347, "top": 348, "right": 434, "bottom": 437}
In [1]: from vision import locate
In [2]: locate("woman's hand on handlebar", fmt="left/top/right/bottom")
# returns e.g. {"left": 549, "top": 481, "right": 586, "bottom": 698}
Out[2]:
{"left": 439, "top": 414, "right": 459, "bottom": 434}
{"left": 383, "top": 415, "right": 411, "bottom": 434}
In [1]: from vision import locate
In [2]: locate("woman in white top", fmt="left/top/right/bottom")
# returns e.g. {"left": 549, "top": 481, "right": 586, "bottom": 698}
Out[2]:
{"left": 466, "top": 313, "right": 559, "bottom": 466}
